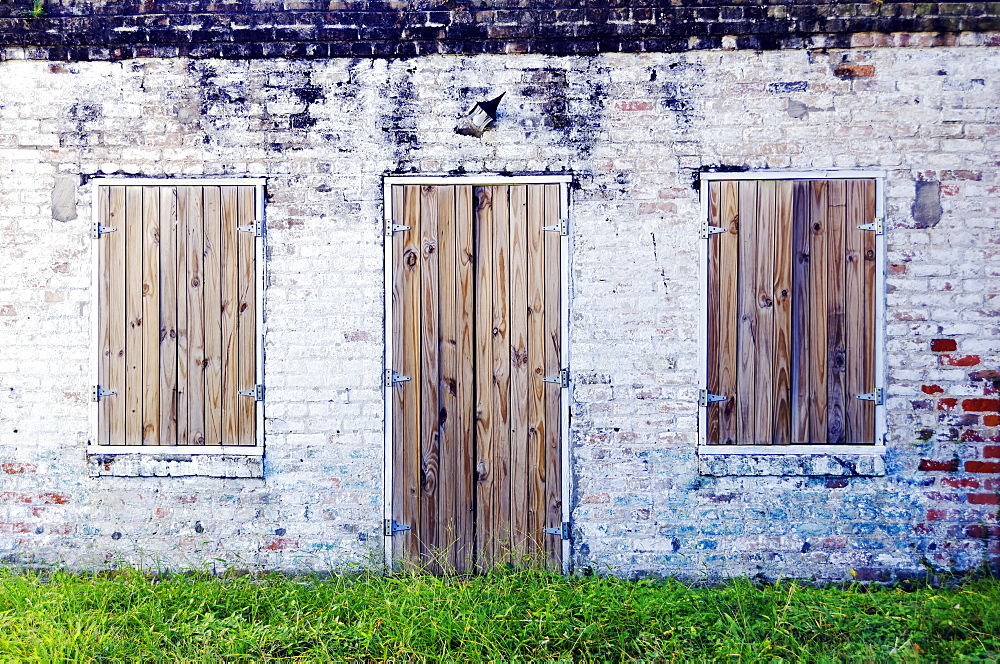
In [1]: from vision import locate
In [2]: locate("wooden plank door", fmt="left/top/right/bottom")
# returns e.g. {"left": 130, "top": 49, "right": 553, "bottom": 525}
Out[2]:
{"left": 390, "top": 182, "right": 563, "bottom": 573}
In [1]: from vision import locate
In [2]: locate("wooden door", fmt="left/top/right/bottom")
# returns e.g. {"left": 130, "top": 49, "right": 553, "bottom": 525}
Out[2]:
{"left": 389, "top": 183, "right": 564, "bottom": 573}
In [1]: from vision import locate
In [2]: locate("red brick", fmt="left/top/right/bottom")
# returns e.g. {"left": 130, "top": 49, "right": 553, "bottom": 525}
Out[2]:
{"left": 985, "top": 415, "right": 1000, "bottom": 427}
{"left": 967, "top": 493, "right": 1000, "bottom": 505}
{"left": 261, "top": 538, "right": 299, "bottom": 551}
{"left": 970, "top": 370, "right": 1000, "bottom": 382}
{"left": 986, "top": 479, "right": 1000, "bottom": 491}
{"left": 1, "top": 463, "right": 37, "bottom": 474}
{"left": 918, "top": 459, "right": 959, "bottom": 472}
{"left": 966, "top": 461, "right": 1000, "bottom": 473}
{"left": 938, "top": 398, "right": 958, "bottom": 411}
{"left": 985, "top": 446, "right": 1000, "bottom": 458}
{"left": 966, "top": 524, "right": 1000, "bottom": 538}
{"left": 0, "top": 522, "right": 32, "bottom": 534}
{"left": 926, "top": 509, "right": 947, "bottom": 521}
{"left": 834, "top": 64, "right": 875, "bottom": 78}
{"left": 615, "top": 100, "right": 654, "bottom": 112}
{"left": 37, "top": 493, "right": 69, "bottom": 505}
{"left": 177, "top": 495, "right": 197, "bottom": 504}
{"left": 962, "top": 430, "right": 986, "bottom": 443}
{"left": 941, "top": 355, "right": 981, "bottom": 367}
{"left": 963, "top": 399, "right": 1000, "bottom": 412}
{"left": 943, "top": 478, "right": 981, "bottom": 489}
{"left": 930, "top": 339, "right": 958, "bottom": 352}
{"left": 0, "top": 492, "right": 32, "bottom": 504}
{"left": 921, "top": 384, "right": 945, "bottom": 395}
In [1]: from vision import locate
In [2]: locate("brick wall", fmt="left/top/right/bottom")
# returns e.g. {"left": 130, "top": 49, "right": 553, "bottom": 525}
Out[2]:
{"left": 0, "top": 44, "right": 997, "bottom": 578}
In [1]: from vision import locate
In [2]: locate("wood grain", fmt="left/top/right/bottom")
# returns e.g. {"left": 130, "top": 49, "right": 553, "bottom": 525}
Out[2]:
{"left": 790, "top": 181, "right": 812, "bottom": 444}
{"left": 142, "top": 187, "right": 161, "bottom": 445}
{"left": 508, "top": 184, "right": 529, "bottom": 559}
{"left": 455, "top": 184, "right": 475, "bottom": 573}
{"left": 97, "top": 186, "right": 112, "bottom": 446}
{"left": 124, "top": 187, "right": 143, "bottom": 445}
{"left": 808, "top": 180, "right": 829, "bottom": 444}
{"left": 401, "top": 185, "right": 422, "bottom": 567}
{"left": 543, "top": 183, "right": 562, "bottom": 569}
{"left": 474, "top": 186, "right": 495, "bottom": 568}
{"left": 236, "top": 186, "right": 256, "bottom": 446}
{"left": 221, "top": 186, "right": 240, "bottom": 446}
{"left": 107, "top": 187, "right": 126, "bottom": 447}
{"left": 861, "top": 179, "right": 877, "bottom": 444}
{"left": 202, "top": 186, "right": 223, "bottom": 446}
{"left": 706, "top": 182, "right": 721, "bottom": 445}
{"left": 736, "top": 181, "right": 758, "bottom": 444}
{"left": 491, "top": 185, "right": 512, "bottom": 564}
{"left": 419, "top": 185, "right": 441, "bottom": 569}
{"left": 771, "top": 181, "right": 794, "bottom": 444}
{"left": 185, "top": 187, "right": 206, "bottom": 445}
{"left": 158, "top": 187, "right": 178, "bottom": 446}
{"left": 826, "top": 180, "right": 847, "bottom": 445}
{"left": 717, "top": 181, "right": 739, "bottom": 445}
{"left": 390, "top": 184, "right": 407, "bottom": 565}
{"left": 436, "top": 185, "right": 458, "bottom": 570}
{"left": 753, "top": 180, "right": 775, "bottom": 444}
{"left": 526, "top": 184, "right": 546, "bottom": 557}
{"left": 175, "top": 187, "right": 190, "bottom": 447}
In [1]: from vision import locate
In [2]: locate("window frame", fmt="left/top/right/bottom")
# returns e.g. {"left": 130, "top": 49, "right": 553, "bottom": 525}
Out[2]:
{"left": 88, "top": 178, "right": 267, "bottom": 457}
{"left": 697, "top": 170, "right": 887, "bottom": 455}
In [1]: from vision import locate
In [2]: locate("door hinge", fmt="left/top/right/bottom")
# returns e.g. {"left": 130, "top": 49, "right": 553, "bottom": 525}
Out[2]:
{"left": 543, "top": 522, "right": 570, "bottom": 540}
{"left": 237, "top": 219, "right": 264, "bottom": 236}
{"left": 699, "top": 220, "right": 728, "bottom": 239}
{"left": 856, "top": 388, "right": 884, "bottom": 405}
{"left": 543, "top": 368, "right": 569, "bottom": 388}
{"left": 91, "top": 385, "right": 117, "bottom": 402}
{"left": 699, "top": 389, "right": 728, "bottom": 407}
{"left": 238, "top": 384, "right": 264, "bottom": 401}
{"left": 385, "top": 370, "right": 411, "bottom": 388}
{"left": 542, "top": 218, "right": 568, "bottom": 236}
{"left": 91, "top": 222, "right": 117, "bottom": 239}
{"left": 384, "top": 519, "right": 411, "bottom": 537}
{"left": 857, "top": 217, "right": 883, "bottom": 235}
{"left": 385, "top": 219, "right": 411, "bottom": 236}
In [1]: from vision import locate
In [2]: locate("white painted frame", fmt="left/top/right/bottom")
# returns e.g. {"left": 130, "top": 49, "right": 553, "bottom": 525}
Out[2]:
{"left": 697, "top": 170, "right": 887, "bottom": 455}
{"left": 88, "top": 178, "right": 267, "bottom": 456}
{"left": 382, "top": 174, "right": 573, "bottom": 573}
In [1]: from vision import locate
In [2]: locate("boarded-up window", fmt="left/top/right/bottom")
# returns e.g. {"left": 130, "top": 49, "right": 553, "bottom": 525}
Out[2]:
{"left": 705, "top": 179, "right": 878, "bottom": 445}
{"left": 94, "top": 184, "right": 260, "bottom": 448}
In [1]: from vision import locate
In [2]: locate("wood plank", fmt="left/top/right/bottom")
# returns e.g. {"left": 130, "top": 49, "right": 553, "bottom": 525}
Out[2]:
{"left": 185, "top": 186, "right": 206, "bottom": 445}
{"left": 390, "top": 185, "right": 406, "bottom": 566}
{"left": 543, "top": 183, "right": 562, "bottom": 570}
{"left": 236, "top": 186, "right": 256, "bottom": 446}
{"left": 717, "top": 181, "right": 739, "bottom": 445}
{"left": 808, "top": 180, "right": 829, "bottom": 444}
{"left": 706, "top": 181, "right": 721, "bottom": 445}
{"left": 142, "top": 187, "right": 161, "bottom": 445}
{"left": 220, "top": 186, "right": 240, "bottom": 446}
{"left": 158, "top": 187, "right": 178, "bottom": 446}
{"left": 753, "top": 181, "right": 775, "bottom": 444}
{"left": 455, "top": 184, "right": 475, "bottom": 573}
{"left": 526, "top": 184, "right": 546, "bottom": 559}
{"left": 203, "top": 186, "right": 223, "bottom": 446}
{"left": 861, "top": 179, "right": 877, "bottom": 444}
{"left": 124, "top": 186, "right": 143, "bottom": 445}
{"left": 736, "top": 181, "right": 758, "bottom": 444}
{"left": 508, "top": 184, "right": 529, "bottom": 560}
{"left": 826, "top": 180, "right": 848, "bottom": 445}
{"left": 107, "top": 187, "right": 127, "bottom": 447}
{"left": 419, "top": 185, "right": 441, "bottom": 570}
{"left": 436, "top": 185, "right": 457, "bottom": 571}
{"left": 176, "top": 188, "right": 190, "bottom": 447}
{"left": 97, "top": 186, "right": 112, "bottom": 446}
{"left": 790, "top": 181, "right": 812, "bottom": 444}
{"left": 401, "top": 185, "right": 423, "bottom": 568}
{"left": 473, "top": 185, "right": 495, "bottom": 569}
{"left": 491, "top": 185, "right": 512, "bottom": 563}
{"left": 771, "top": 181, "right": 794, "bottom": 445}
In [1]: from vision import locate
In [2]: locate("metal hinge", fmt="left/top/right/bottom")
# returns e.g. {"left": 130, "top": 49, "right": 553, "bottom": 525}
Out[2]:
{"left": 238, "top": 384, "right": 264, "bottom": 401}
{"left": 856, "top": 388, "right": 884, "bottom": 405}
{"left": 237, "top": 219, "right": 263, "bottom": 236}
{"left": 91, "top": 222, "right": 117, "bottom": 239}
{"left": 700, "top": 221, "right": 728, "bottom": 239}
{"left": 542, "top": 218, "right": 568, "bottom": 236}
{"left": 385, "top": 370, "right": 411, "bottom": 388}
{"left": 543, "top": 522, "right": 570, "bottom": 540}
{"left": 91, "top": 385, "right": 117, "bottom": 402}
{"left": 543, "top": 368, "right": 569, "bottom": 388}
{"left": 857, "top": 217, "right": 883, "bottom": 235}
{"left": 699, "top": 389, "right": 728, "bottom": 407}
{"left": 384, "top": 519, "right": 411, "bottom": 537}
{"left": 385, "top": 219, "right": 411, "bottom": 236}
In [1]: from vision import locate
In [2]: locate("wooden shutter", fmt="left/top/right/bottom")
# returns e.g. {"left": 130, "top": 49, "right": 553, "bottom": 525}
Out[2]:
{"left": 390, "top": 183, "right": 563, "bottom": 572}
{"left": 706, "top": 179, "right": 876, "bottom": 445}
{"left": 96, "top": 185, "right": 258, "bottom": 447}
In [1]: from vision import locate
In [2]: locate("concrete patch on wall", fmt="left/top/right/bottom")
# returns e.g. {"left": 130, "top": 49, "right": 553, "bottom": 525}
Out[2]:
{"left": 86, "top": 454, "right": 264, "bottom": 478}
{"left": 699, "top": 454, "right": 887, "bottom": 477}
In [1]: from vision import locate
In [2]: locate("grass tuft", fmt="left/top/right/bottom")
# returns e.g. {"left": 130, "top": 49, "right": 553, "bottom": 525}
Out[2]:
{"left": 0, "top": 567, "right": 997, "bottom": 660}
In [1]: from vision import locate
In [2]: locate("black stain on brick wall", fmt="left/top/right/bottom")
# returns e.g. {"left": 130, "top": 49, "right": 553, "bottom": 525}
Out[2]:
{"left": 912, "top": 180, "right": 943, "bottom": 228}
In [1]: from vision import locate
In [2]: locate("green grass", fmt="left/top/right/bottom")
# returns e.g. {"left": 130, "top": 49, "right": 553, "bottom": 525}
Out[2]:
{"left": 0, "top": 567, "right": 998, "bottom": 661}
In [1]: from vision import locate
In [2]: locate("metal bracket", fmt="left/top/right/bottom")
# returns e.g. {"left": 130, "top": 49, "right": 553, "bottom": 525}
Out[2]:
{"left": 699, "top": 221, "right": 728, "bottom": 239}
{"left": 237, "top": 219, "right": 263, "bottom": 236}
{"left": 543, "top": 522, "right": 570, "bottom": 540}
{"left": 543, "top": 368, "right": 569, "bottom": 388}
{"left": 385, "top": 370, "right": 411, "bottom": 388}
{"left": 91, "top": 222, "right": 117, "bottom": 239}
{"left": 857, "top": 217, "right": 883, "bottom": 235}
{"left": 383, "top": 519, "right": 411, "bottom": 537}
{"left": 91, "top": 385, "right": 117, "bottom": 402}
{"left": 238, "top": 384, "right": 264, "bottom": 401}
{"left": 856, "top": 388, "right": 884, "bottom": 405}
{"left": 542, "top": 218, "right": 568, "bottom": 236}
{"left": 385, "top": 219, "right": 411, "bottom": 236}
{"left": 699, "top": 389, "right": 728, "bottom": 407}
